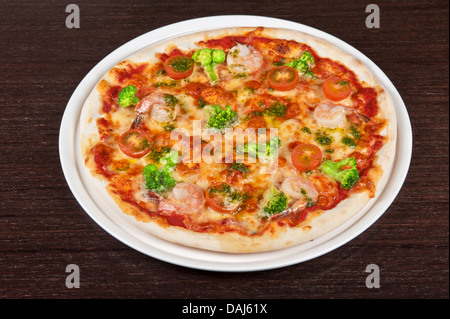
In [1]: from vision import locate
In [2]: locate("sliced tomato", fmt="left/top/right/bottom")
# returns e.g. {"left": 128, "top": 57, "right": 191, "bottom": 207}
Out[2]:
{"left": 291, "top": 143, "right": 322, "bottom": 172}
{"left": 266, "top": 66, "right": 299, "bottom": 91}
{"left": 205, "top": 182, "right": 241, "bottom": 213}
{"left": 118, "top": 129, "right": 152, "bottom": 158}
{"left": 163, "top": 55, "right": 194, "bottom": 80}
{"left": 322, "top": 77, "right": 352, "bottom": 101}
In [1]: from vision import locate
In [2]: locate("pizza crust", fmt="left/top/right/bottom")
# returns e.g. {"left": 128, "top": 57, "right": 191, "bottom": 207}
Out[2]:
{"left": 80, "top": 27, "right": 397, "bottom": 253}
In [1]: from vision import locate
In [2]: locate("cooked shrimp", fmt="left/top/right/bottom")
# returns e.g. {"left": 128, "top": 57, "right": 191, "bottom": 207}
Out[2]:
{"left": 313, "top": 103, "right": 348, "bottom": 129}
{"left": 227, "top": 43, "right": 263, "bottom": 74}
{"left": 170, "top": 183, "right": 205, "bottom": 214}
{"left": 281, "top": 176, "right": 318, "bottom": 201}
{"left": 281, "top": 176, "right": 318, "bottom": 211}
{"left": 135, "top": 92, "right": 178, "bottom": 123}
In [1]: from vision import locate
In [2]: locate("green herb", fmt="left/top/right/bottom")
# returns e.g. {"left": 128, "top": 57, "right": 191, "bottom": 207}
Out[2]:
{"left": 168, "top": 55, "right": 193, "bottom": 73}
{"left": 164, "top": 124, "right": 175, "bottom": 131}
{"left": 234, "top": 73, "right": 247, "bottom": 79}
{"left": 301, "top": 188, "right": 316, "bottom": 208}
{"left": 154, "top": 81, "right": 177, "bottom": 88}
{"left": 265, "top": 102, "right": 287, "bottom": 118}
{"left": 228, "top": 163, "right": 250, "bottom": 175}
{"left": 342, "top": 137, "right": 357, "bottom": 148}
{"left": 197, "top": 97, "right": 207, "bottom": 108}
{"left": 149, "top": 146, "right": 171, "bottom": 163}
{"left": 350, "top": 126, "right": 361, "bottom": 139}
{"left": 315, "top": 131, "right": 333, "bottom": 146}
{"left": 163, "top": 94, "right": 178, "bottom": 108}
{"left": 302, "top": 127, "right": 312, "bottom": 134}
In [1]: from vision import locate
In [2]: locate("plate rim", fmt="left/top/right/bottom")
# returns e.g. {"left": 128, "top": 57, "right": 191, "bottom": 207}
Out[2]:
{"left": 59, "top": 15, "right": 412, "bottom": 272}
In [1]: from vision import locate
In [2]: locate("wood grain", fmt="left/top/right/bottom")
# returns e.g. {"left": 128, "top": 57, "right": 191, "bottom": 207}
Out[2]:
{"left": 0, "top": 0, "right": 448, "bottom": 299}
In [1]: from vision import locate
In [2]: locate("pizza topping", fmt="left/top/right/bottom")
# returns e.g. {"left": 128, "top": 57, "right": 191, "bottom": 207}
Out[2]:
{"left": 313, "top": 104, "right": 348, "bottom": 129}
{"left": 236, "top": 136, "right": 281, "bottom": 162}
{"left": 205, "top": 182, "right": 244, "bottom": 213}
{"left": 142, "top": 151, "right": 178, "bottom": 194}
{"left": 192, "top": 48, "right": 226, "bottom": 85}
{"left": 260, "top": 185, "right": 289, "bottom": 218}
{"left": 163, "top": 54, "right": 194, "bottom": 80}
{"left": 226, "top": 43, "right": 264, "bottom": 74}
{"left": 266, "top": 66, "right": 299, "bottom": 91}
{"left": 135, "top": 92, "right": 180, "bottom": 124}
{"left": 322, "top": 77, "right": 353, "bottom": 101}
{"left": 118, "top": 85, "right": 140, "bottom": 108}
{"left": 205, "top": 104, "right": 238, "bottom": 130}
{"left": 281, "top": 176, "right": 318, "bottom": 211}
{"left": 288, "top": 50, "right": 315, "bottom": 77}
{"left": 291, "top": 143, "right": 322, "bottom": 172}
{"left": 319, "top": 157, "right": 360, "bottom": 190}
{"left": 170, "top": 183, "right": 205, "bottom": 214}
{"left": 118, "top": 129, "right": 152, "bottom": 158}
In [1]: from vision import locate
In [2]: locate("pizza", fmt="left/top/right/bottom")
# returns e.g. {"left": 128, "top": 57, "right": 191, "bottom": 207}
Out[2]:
{"left": 81, "top": 27, "right": 396, "bottom": 253}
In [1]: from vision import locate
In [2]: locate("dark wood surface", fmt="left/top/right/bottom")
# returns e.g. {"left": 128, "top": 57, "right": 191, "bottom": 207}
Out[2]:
{"left": 0, "top": 0, "right": 448, "bottom": 299}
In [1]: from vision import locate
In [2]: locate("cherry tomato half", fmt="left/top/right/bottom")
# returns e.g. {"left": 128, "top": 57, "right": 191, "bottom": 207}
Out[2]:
{"left": 266, "top": 66, "right": 300, "bottom": 91}
{"left": 205, "top": 182, "right": 241, "bottom": 213}
{"left": 163, "top": 55, "right": 194, "bottom": 80}
{"left": 118, "top": 129, "right": 152, "bottom": 158}
{"left": 322, "top": 77, "right": 353, "bottom": 101}
{"left": 291, "top": 143, "right": 322, "bottom": 172}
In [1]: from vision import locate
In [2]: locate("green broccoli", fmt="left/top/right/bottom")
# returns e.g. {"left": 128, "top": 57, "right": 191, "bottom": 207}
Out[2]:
{"left": 206, "top": 104, "right": 238, "bottom": 130}
{"left": 191, "top": 48, "right": 226, "bottom": 84}
{"left": 236, "top": 136, "right": 281, "bottom": 161}
{"left": 142, "top": 150, "right": 178, "bottom": 194}
{"left": 260, "top": 184, "right": 289, "bottom": 218}
{"left": 288, "top": 50, "right": 316, "bottom": 77}
{"left": 118, "top": 85, "right": 140, "bottom": 108}
{"left": 319, "top": 157, "right": 360, "bottom": 190}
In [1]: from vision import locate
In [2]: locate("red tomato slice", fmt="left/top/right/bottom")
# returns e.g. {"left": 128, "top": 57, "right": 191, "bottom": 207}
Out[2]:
{"left": 291, "top": 143, "right": 322, "bottom": 172}
{"left": 163, "top": 55, "right": 194, "bottom": 80}
{"left": 205, "top": 182, "right": 241, "bottom": 213}
{"left": 322, "top": 77, "right": 352, "bottom": 101}
{"left": 266, "top": 66, "right": 299, "bottom": 91}
{"left": 118, "top": 129, "right": 152, "bottom": 158}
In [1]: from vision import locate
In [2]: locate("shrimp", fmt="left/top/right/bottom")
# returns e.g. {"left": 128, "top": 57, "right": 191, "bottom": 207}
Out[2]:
{"left": 169, "top": 183, "right": 205, "bottom": 215}
{"left": 312, "top": 103, "right": 348, "bottom": 129}
{"left": 281, "top": 176, "right": 318, "bottom": 212}
{"left": 135, "top": 92, "right": 178, "bottom": 123}
{"left": 227, "top": 43, "right": 263, "bottom": 74}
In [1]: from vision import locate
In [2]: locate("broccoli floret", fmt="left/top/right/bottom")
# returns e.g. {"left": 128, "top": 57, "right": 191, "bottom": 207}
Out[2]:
{"left": 236, "top": 136, "right": 281, "bottom": 161}
{"left": 142, "top": 150, "right": 178, "bottom": 194}
{"left": 191, "top": 48, "right": 226, "bottom": 84}
{"left": 260, "top": 184, "right": 289, "bottom": 218}
{"left": 118, "top": 85, "right": 140, "bottom": 108}
{"left": 319, "top": 157, "right": 360, "bottom": 190}
{"left": 288, "top": 51, "right": 316, "bottom": 78}
{"left": 206, "top": 104, "right": 238, "bottom": 130}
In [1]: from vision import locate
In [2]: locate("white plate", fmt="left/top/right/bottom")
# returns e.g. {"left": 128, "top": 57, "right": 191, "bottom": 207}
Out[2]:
{"left": 59, "top": 15, "right": 412, "bottom": 272}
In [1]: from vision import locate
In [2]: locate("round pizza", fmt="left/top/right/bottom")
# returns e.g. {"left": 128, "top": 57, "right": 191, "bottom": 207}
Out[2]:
{"left": 81, "top": 27, "right": 396, "bottom": 253}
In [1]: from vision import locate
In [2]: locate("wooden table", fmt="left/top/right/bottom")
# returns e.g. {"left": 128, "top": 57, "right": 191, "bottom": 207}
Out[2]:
{"left": 1, "top": 0, "right": 448, "bottom": 300}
